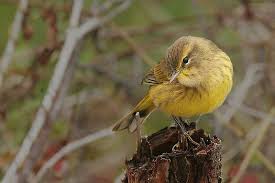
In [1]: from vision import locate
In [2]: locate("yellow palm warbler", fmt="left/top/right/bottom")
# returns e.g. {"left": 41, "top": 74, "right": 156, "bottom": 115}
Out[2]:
{"left": 113, "top": 36, "right": 233, "bottom": 132}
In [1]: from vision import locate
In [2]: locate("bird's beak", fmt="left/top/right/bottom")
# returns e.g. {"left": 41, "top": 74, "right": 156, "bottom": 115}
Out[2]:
{"left": 169, "top": 71, "right": 181, "bottom": 83}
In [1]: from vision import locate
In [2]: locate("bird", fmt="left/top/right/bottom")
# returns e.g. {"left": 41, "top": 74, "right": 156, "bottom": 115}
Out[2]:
{"left": 112, "top": 36, "right": 233, "bottom": 133}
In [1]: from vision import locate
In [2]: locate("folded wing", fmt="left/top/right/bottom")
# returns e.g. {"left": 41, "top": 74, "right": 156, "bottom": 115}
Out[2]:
{"left": 141, "top": 60, "right": 169, "bottom": 86}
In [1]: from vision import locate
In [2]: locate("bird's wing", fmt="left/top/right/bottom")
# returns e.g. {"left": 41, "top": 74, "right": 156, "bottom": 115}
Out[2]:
{"left": 142, "top": 61, "right": 169, "bottom": 86}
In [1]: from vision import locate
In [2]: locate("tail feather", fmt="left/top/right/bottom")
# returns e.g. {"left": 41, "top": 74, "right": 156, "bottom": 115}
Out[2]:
{"left": 112, "top": 112, "right": 135, "bottom": 131}
{"left": 112, "top": 94, "right": 154, "bottom": 133}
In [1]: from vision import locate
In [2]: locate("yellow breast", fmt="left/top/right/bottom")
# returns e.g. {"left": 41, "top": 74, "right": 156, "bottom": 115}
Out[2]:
{"left": 149, "top": 75, "right": 232, "bottom": 117}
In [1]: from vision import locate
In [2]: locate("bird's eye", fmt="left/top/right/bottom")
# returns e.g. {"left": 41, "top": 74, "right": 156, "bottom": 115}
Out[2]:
{"left": 182, "top": 56, "right": 189, "bottom": 65}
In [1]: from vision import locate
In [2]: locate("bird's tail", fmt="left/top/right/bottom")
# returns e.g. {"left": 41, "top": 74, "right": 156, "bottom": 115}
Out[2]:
{"left": 112, "top": 94, "right": 155, "bottom": 133}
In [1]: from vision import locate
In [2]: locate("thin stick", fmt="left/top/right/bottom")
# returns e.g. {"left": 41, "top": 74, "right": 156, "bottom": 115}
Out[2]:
{"left": 229, "top": 103, "right": 275, "bottom": 124}
{"left": 34, "top": 127, "right": 114, "bottom": 182}
{"left": 111, "top": 23, "right": 156, "bottom": 66}
{"left": 0, "top": 0, "right": 29, "bottom": 87}
{"left": 221, "top": 105, "right": 275, "bottom": 177}
{"left": 77, "top": 0, "right": 133, "bottom": 39}
{"left": 222, "top": 124, "right": 257, "bottom": 163}
{"left": 255, "top": 151, "right": 275, "bottom": 176}
{"left": 230, "top": 108, "right": 275, "bottom": 183}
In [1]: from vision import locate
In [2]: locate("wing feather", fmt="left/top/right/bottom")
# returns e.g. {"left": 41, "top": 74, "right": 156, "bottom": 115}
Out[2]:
{"left": 142, "top": 60, "right": 169, "bottom": 86}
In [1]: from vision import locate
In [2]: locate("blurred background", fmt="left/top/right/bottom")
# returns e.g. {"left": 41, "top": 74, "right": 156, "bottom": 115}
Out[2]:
{"left": 0, "top": 0, "right": 275, "bottom": 182}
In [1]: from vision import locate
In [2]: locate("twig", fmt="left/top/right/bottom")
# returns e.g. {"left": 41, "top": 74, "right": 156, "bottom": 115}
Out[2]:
{"left": 77, "top": 0, "right": 133, "bottom": 39}
{"left": 1, "top": 1, "right": 83, "bottom": 182}
{"left": 77, "top": 63, "right": 136, "bottom": 96}
{"left": 106, "top": 12, "right": 222, "bottom": 39}
{"left": 222, "top": 124, "right": 258, "bottom": 163}
{"left": 221, "top": 104, "right": 275, "bottom": 176}
{"left": 110, "top": 23, "right": 156, "bottom": 66}
{"left": 91, "top": 0, "right": 125, "bottom": 16}
{"left": 229, "top": 103, "right": 275, "bottom": 124}
{"left": 34, "top": 127, "right": 114, "bottom": 182}
{"left": 255, "top": 151, "right": 275, "bottom": 176}
{"left": 0, "top": 0, "right": 29, "bottom": 87}
{"left": 230, "top": 108, "right": 275, "bottom": 183}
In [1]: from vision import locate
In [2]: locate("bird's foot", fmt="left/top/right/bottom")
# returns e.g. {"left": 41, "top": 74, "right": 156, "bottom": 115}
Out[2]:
{"left": 135, "top": 112, "right": 142, "bottom": 153}
{"left": 199, "top": 137, "right": 206, "bottom": 147}
{"left": 171, "top": 116, "right": 199, "bottom": 147}
{"left": 195, "top": 114, "right": 202, "bottom": 123}
{"left": 184, "top": 131, "right": 200, "bottom": 147}
{"left": 171, "top": 116, "right": 187, "bottom": 132}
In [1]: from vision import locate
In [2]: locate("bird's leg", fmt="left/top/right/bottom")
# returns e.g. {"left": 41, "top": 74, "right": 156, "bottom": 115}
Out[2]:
{"left": 135, "top": 112, "right": 142, "bottom": 154}
{"left": 200, "top": 137, "right": 206, "bottom": 147}
{"left": 184, "top": 132, "right": 200, "bottom": 147}
{"left": 172, "top": 116, "right": 200, "bottom": 147}
{"left": 195, "top": 114, "right": 202, "bottom": 123}
{"left": 172, "top": 116, "right": 185, "bottom": 132}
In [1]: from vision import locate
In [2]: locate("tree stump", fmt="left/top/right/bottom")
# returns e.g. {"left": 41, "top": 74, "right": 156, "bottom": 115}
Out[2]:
{"left": 123, "top": 123, "right": 222, "bottom": 183}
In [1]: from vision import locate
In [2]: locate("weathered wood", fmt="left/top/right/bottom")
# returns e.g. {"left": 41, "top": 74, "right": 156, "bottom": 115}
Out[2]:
{"left": 123, "top": 123, "right": 222, "bottom": 183}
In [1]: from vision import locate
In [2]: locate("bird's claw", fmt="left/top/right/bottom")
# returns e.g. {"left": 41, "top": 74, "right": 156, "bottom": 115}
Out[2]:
{"left": 200, "top": 137, "right": 206, "bottom": 147}
{"left": 184, "top": 132, "right": 200, "bottom": 147}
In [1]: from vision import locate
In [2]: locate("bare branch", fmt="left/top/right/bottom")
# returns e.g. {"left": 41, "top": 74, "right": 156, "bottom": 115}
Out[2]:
{"left": 34, "top": 127, "right": 114, "bottom": 182}
{"left": 77, "top": 63, "right": 136, "bottom": 96}
{"left": 70, "top": 0, "right": 83, "bottom": 27}
{"left": 2, "top": 1, "right": 83, "bottom": 182}
{"left": 110, "top": 23, "right": 156, "bottom": 66}
{"left": 19, "top": 53, "right": 78, "bottom": 181}
{"left": 223, "top": 124, "right": 259, "bottom": 163}
{"left": 77, "top": 0, "right": 133, "bottom": 39}
{"left": 220, "top": 105, "right": 275, "bottom": 177}
{"left": 227, "top": 103, "right": 275, "bottom": 124}
{"left": 91, "top": 0, "right": 125, "bottom": 16}
{"left": 0, "top": 0, "right": 29, "bottom": 87}
{"left": 230, "top": 108, "right": 275, "bottom": 183}
{"left": 255, "top": 151, "right": 275, "bottom": 176}
{"left": 2, "top": 1, "right": 133, "bottom": 182}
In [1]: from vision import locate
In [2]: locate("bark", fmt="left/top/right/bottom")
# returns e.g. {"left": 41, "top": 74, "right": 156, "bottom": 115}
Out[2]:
{"left": 123, "top": 123, "right": 222, "bottom": 183}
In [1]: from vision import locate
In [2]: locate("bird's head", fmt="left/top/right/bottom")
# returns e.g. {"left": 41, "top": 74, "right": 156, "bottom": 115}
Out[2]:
{"left": 165, "top": 36, "right": 232, "bottom": 87}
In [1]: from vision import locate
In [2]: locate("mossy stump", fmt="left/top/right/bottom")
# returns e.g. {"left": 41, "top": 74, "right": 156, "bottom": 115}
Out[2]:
{"left": 123, "top": 123, "right": 222, "bottom": 183}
